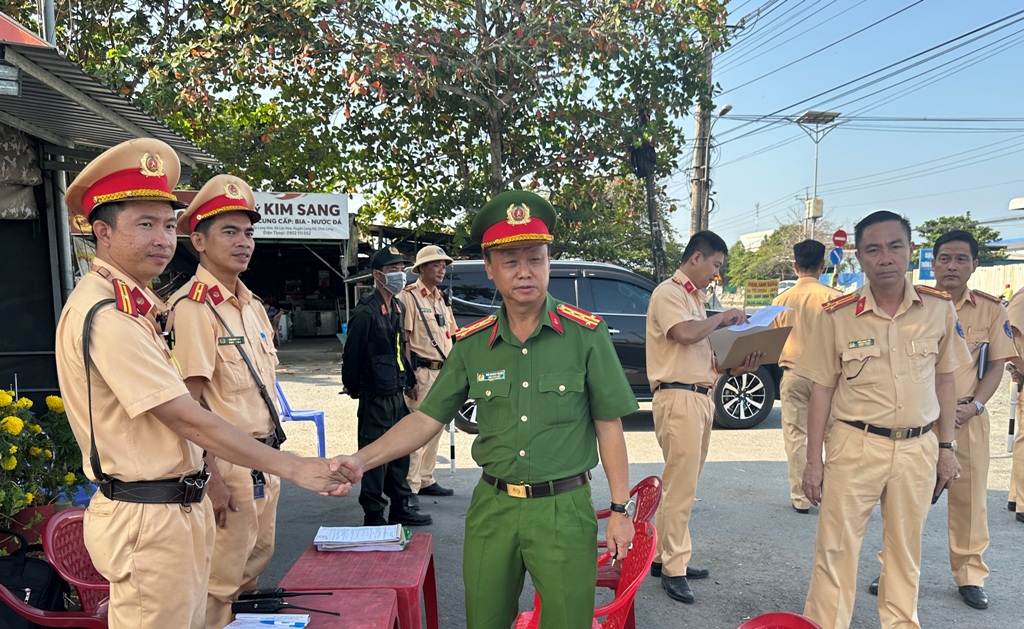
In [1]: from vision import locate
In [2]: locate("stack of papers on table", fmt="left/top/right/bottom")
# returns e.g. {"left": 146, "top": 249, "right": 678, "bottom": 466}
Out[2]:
{"left": 224, "top": 612, "right": 310, "bottom": 627}
{"left": 314, "top": 524, "right": 409, "bottom": 552}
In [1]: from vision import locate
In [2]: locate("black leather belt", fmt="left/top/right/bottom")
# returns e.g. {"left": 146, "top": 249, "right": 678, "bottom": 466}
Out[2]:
{"left": 838, "top": 419, "right": 935, "bottom": 440}
{"left": 255, "top": 433, "right": 281, "bottom": 450}
{"left": 98, "top": 470, "right": 210, "bottom": 505}
{"left": 416, "top": 358, "right": 444, "bottom": 370}
{"left": 656, "top": 382, "right": 711, "bottom": 395}
{"left": 481, "top": 471, "right": 590, "bottom": 499}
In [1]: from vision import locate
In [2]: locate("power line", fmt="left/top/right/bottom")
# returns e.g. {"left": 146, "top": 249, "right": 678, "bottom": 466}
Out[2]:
{"left": 717, "top": 0, "right": 836, "bottom": 71}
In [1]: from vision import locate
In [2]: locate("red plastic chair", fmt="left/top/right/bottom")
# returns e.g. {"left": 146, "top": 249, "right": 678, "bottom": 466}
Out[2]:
{"left": 0, "top": 583, "right": 108, "bottom": 628}
{"left": 513, "top": 521, "right": 657, "bottom": 629}
{"left": 42, "top": 508, "right": 110, "bottom": 614}
{"left": 737, "top": 612, "right": 824, "bottom": 629}
{"left": 596, "top": 475, "right": 662, "bottom": 614}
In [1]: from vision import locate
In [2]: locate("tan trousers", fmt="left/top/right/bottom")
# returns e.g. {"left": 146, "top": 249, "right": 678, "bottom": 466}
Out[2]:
{"left": 781, "top": 371, "right": 813, "bottom": 510}
{"left": 947, "top": 409, "right": 990, "bottom": 587}
{"left": 1010, "top": 392, "right": 1024, "bottom": 512}
{"left": 205, "top": 459, "right": 281, "bottom": 629}
{"left": 653, "top": 388, "right": 714, "bottom": 576}
{"left": 804, "top": 421, "right": 937, "bottom": 629}
{"left": 85, "top": 492, "right": 214, "bottom": 629}
{"left": 406, "top": 367, "right": 442, "bottom": 493}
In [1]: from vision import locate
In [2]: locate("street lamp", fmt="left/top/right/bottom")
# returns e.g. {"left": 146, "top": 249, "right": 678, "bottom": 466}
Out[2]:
{"left": 690, "top": 103, "right": 732, "bottom": 234}
{"left": 792, "top": 110, "right": 842, "bottom": 239}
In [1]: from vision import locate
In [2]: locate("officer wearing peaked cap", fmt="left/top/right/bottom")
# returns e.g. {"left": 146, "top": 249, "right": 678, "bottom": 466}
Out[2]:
{"left": 340, "top": 190, "right": 638, "bottom": 629}
{"left": 169, "top": 175, "right": 285, "bottom": 628}
{"left": 55, "top": 141, "right": 358, "bottom": 629}
{"left": 397, "top": 246, "right": 457, "bottom": 504}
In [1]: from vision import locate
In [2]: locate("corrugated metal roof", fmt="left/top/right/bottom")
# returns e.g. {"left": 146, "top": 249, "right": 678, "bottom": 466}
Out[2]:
{"left": 0, "top": 16, "right": 217, "bottom": 167}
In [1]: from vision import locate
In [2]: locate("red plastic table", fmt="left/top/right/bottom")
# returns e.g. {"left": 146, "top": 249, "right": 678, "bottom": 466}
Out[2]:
{"left": 279, "top": 533, "right": 439, "bottom": 629}
{"left": 264, "top": 588, "right": 398, "bottom": 628}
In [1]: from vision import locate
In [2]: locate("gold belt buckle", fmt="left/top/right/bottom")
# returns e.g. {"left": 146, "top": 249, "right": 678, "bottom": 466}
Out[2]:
{"left": 890, "top": 428, "right": 908, "bottom": 440}
{"left": 507, "top": 483, "right": 530, "bottom": 499}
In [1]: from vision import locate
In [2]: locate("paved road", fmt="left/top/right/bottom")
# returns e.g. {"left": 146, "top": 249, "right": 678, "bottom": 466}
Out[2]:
{"left": 264, "top": 339, "right": 1021, "bottom": 628}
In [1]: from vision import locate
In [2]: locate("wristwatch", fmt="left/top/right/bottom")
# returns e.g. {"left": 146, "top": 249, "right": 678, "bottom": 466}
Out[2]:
{"left": 610, "top": 499, "right": 636, "bottom": 517}
{"left": 974, "top": 400, "right": 985, "bottom": 416}
{"left": 939, "top": 440, "right": 957, "bottom": 451}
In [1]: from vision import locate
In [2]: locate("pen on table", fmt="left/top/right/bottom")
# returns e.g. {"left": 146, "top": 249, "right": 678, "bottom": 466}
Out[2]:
{"left": 258, "top": 622, "right": 306, "bottom": 627}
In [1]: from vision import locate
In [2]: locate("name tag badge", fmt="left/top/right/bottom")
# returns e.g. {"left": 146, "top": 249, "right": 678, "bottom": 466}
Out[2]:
{"left": 218, "top": 336, "right": 245, "bottom": 346}
{"left": 848, "top": 339, "right": 875, "bottom": 349}
{"left": 477, "top": 370, "right": 506, "bottom": 382}
{"left": 253, "top": 484, "right": 265, "bottom": 499}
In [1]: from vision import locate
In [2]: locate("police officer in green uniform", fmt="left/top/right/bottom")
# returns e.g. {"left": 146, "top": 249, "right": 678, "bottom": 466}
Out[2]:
{"left": 341, "top": 191, "right": 638, "bottom": 629}
{"left": 342, "top": 247, "right": 431, "bottom": 527}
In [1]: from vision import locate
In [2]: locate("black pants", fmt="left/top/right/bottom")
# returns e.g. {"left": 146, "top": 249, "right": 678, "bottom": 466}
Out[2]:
{"left": 357, "top": 391, "right": 412, "bottom": 515}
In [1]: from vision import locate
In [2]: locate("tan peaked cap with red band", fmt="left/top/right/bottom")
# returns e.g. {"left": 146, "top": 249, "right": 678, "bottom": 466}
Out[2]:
{"left": 66, "top": 138, "right": 185, "bottom": 220}
{"left": 176, "top": 174, "right": 260, "bottom": 235}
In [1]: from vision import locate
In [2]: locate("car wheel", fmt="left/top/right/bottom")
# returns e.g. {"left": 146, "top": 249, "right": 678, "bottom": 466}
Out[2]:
{"left": 453, "top": 400, "right": 479, "bottom": 434}
{"left": 713, "top": 366, "right": 776, "bottom": 429}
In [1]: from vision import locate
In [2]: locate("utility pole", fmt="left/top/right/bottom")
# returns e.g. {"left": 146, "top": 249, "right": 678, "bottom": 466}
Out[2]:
{"left": 689, "top": 35, "right": 713, "bottom": 237}
{"left": 631, "top": 105, "right": 666, "bottom": 282}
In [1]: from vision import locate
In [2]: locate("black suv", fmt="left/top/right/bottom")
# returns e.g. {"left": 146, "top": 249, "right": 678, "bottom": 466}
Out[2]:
{"left": 437, "top": 260, "right": 779, "bottom": 431}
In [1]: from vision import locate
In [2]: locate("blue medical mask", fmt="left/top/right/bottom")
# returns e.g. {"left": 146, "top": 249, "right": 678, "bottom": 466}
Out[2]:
{"left": 378, "top": 270, "right": 407, "bottom": 295}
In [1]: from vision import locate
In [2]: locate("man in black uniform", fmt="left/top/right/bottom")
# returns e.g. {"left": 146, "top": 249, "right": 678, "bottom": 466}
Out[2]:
{"left": 343, "top": 247, "right": 431, "bottom": 527}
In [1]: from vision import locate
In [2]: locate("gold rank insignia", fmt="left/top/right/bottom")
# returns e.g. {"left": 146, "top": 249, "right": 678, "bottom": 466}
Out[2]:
{"left": 848, "top": 339, "right": 875, "bottom": 349}
{"left": 973, "top": 290, "right": 1001, "bottom": 303}
{"left": 916, "top": 285, "right": 952, "bottom": 300}
{"left": 556, "top": 303, "right": 602, "bottom": 330}
{"left": 112, "top": 279, "right": 138, "bottom": 317}
{"left": 506, "top": 203, "right": 531, "bottom": 225}
{"left": 187, "top": 281, "right": 208, "bottom": 303}
{"left": 140, "top": 152, "right": 164, "bottom": 177}
{"left": 455, "top": 315, "right": 497, "bottom": 340}
{"left": 822, "top": 292, "right": 858, "bottom": 313}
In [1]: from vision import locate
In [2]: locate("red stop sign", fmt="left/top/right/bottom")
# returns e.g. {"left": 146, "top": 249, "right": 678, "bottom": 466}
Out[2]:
{"left": 833, "top": 230, "right": 847, "bottom": 248}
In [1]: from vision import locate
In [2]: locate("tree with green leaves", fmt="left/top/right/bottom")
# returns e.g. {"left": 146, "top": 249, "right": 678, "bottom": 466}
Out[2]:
{"left": 914, "top": 213, "right": 1005, "bottom": 263}
{"left": 723, "top": 221, "right": 837, "bottom": 287}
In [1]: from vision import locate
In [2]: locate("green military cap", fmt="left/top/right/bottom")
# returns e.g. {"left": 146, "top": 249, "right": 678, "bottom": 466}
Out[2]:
{"left": 370, "top": 245, "right": 410, "bottom": 269}
{"left": 470, "top": 190, "right": 557, "bottom": 250}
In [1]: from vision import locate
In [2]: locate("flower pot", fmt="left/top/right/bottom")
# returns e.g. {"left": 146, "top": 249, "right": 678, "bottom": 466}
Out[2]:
{"left": 0, "top": 504, "right": 57, "bottom": 554}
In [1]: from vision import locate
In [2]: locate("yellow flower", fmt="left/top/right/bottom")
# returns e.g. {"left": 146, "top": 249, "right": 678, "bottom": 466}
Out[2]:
{"left": 29, "top": 446, "right": 42, "bottom": 456}
{"left": 1, "top": 456, "right": 16, "bottom": 470}
{"left": 8, "top": 445, "right": 15, "bottom": 454}
{"left": 45, "top": 396, "right": 64, "bottom": 414}
{"left": 13, "top": 397, "right": 32, "bottom": 409}
{"left": 0, "top": 391, "right": 11, "bottom": 407}
{"left": 44, "top": 449, "right": 52, "bottom": 459}
{"left": 1, "top": 416, "right": 24, "bottom": 436}
{"left": 64, "top": 472, "right": 76, "bottom": 485}
{"left": 27, "top": 423, "right": 41, "bottom": 434}
{"left": 24, "top": 492, "right": 33, "bottom": 504}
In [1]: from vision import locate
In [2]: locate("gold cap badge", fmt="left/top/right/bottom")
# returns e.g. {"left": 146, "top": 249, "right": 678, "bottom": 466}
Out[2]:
{"left": 140, "top": 153, "right": 165, "bottom": 177}
{"left": 506, "top": 203, "right": 531, "bottom": 225}
{"left": 389, "top": 246, "right": 399, "bottom": 255}
{"left": 224, "top": 182, "right": 244, "bottom": 199}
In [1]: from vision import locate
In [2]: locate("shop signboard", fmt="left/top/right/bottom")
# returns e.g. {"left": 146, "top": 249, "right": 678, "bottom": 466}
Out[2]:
{"left": 69, "top": 190, "right": 350, "bottom": 240}
{"left": 744, "top": 279, "right": 778, "bottom": 307}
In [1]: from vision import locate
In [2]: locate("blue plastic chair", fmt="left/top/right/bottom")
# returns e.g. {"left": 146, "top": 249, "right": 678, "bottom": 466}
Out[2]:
{"left": 276, "top": 381, "right": 327, "bottom": 458}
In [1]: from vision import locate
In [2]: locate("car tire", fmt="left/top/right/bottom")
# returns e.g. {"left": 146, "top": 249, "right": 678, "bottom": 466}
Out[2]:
{"left": 713, "top": 366, "right": 776, "bottom": 429}
{"left": 453, "top": 400, "right": 479, "bottom": 434}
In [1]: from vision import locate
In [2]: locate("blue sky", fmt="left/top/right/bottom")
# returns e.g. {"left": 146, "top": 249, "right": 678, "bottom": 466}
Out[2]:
{"left": 663, "top": 0, "right": 1024, "bottom": 247}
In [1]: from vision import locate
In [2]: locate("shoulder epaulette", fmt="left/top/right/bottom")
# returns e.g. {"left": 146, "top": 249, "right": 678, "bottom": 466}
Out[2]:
{"left": 403, "top": 284, "right": 417, "bottom": 292}
{"left": 916, "top": 285, "right": 952, "bottom": 301}
{"left": 556, "top": 303, "right": 602, "bottom": 330}
{"left": 455, "top": 315, "right": 497, "bottom": 340}
{"left": 111, "top": 279, "right": 139, "bottom": 317}
{"left": 973, "top": 290, "right": 1001, "bottom": 303}
{"left": 187, "top": 281, "right": 208, "bottom": 303}
{"left": 822, "top": 292, "right": 858, "bottom": 314}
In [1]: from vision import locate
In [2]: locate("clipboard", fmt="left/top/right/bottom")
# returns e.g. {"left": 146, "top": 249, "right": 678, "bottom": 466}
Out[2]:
{"left": 709, "top": 325, "right": 792, "bottom": 370}
{"left": 977, "top": 342, "right": 989, "bottom": 380}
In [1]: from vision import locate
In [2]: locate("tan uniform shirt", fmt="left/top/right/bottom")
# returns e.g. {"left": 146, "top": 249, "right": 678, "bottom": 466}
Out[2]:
{"left": 55, "top": 259, "right": 203, "bottom": 482}
{"left": 170, "top": 265, "right": 279, "bottom": 437}
{"left": 1006, "top": 287, "right": 1024, "bottom": 356}
{"left": 396, "top": 278, "right": 456, "bottom": 363}
{"left": 952, "top": 289, "right": 1016, "bottom": 401}
{"left": 772, "top": 277, "right": 842, "bottom": 369}
{"left": 794, "top": 281, "right": 970, "bottom": 429}
{"left": 646, "top": 270, "right": 718, "bottom": 390}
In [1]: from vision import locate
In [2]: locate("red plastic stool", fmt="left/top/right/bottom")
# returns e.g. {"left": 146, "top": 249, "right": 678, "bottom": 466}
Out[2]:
{"left": 737, "top": 612, "right": 824, "bottom": 629}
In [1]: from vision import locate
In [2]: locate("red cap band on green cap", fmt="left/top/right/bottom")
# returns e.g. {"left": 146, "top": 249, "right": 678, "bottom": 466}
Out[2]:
{"left": 480, "top": 203, "right": 554, "bottom": 249}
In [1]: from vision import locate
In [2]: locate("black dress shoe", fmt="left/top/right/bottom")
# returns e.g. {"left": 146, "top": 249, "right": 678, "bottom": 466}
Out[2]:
{"left": 364, "top": 511, "right": 387, "bottom": 526}
{"left": 650, "top": 562, "right": 662, "bottom": 577}
{"left": 1009, "top": 501, "right": 1017, "bottom": 512}
{"left": 793, "top": 505, "right": 810, "bottom": 514}
{"left": 662, "top": 576, "right": 694, "bottom": 604}
{"left": 406, "top": 494, "right": 421, "bottom": 511}
{"left": 686, "top": 566, "right": 710, "bottom": 579}
{"left": 869, "top": 576, "right": 879, "bottom": 596}
{"left": 389, "top": 508, "right": 432, "bottom": 526}
{"left": 419, "top": 482, "right": 454, "bottom": 497}
{"left": 1017, "top": 512, "right": 1024, "bottom": 524}
{"left": 958, "top": 585, "right": 989, "bottom": 609}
